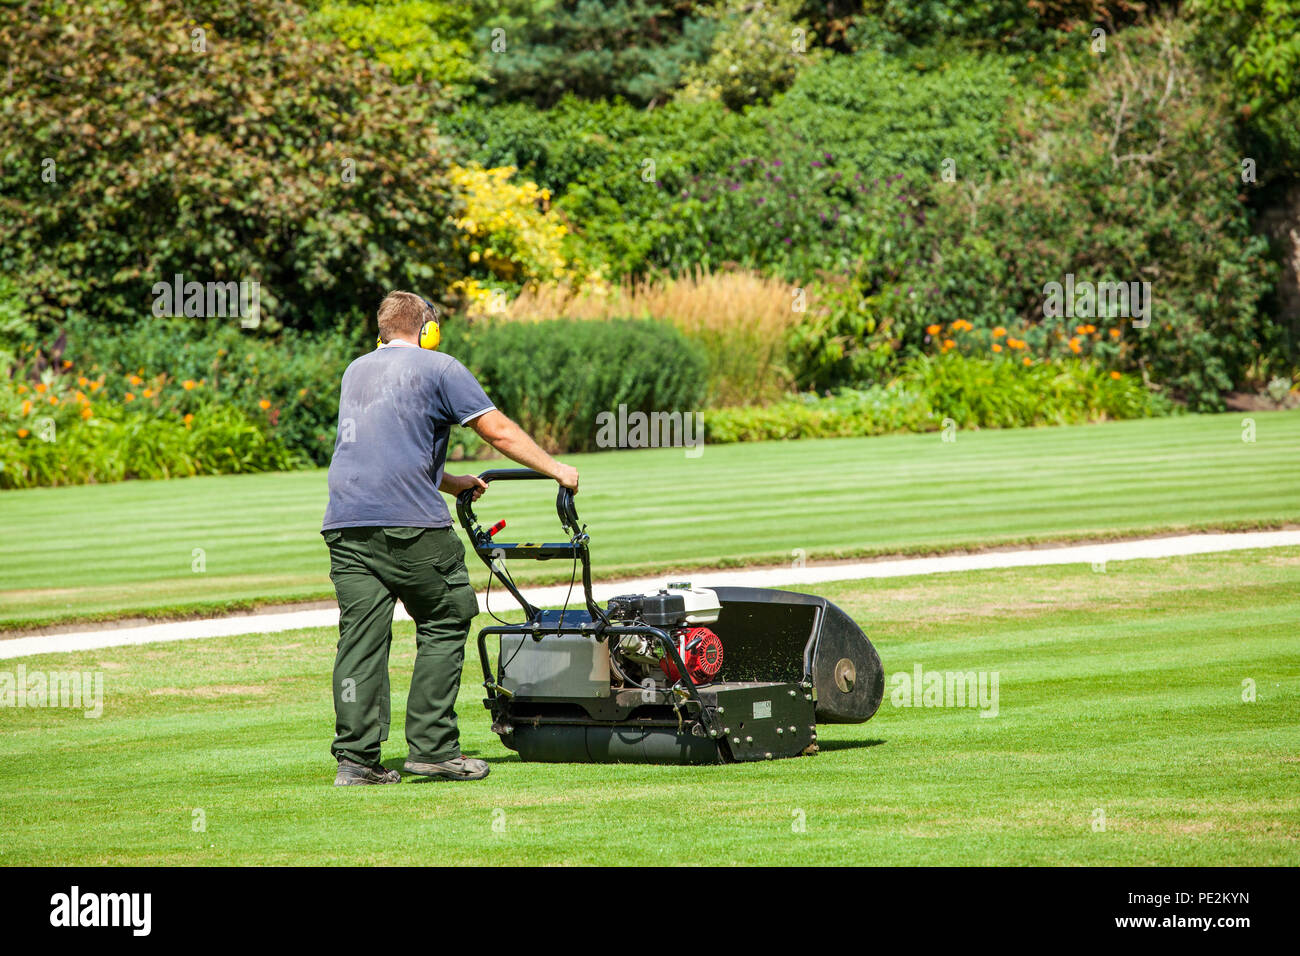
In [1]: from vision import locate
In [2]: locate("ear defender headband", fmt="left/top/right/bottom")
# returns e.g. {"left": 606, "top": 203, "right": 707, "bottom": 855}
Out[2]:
{"left": 377, "top": 297, "right": 441, "bottom": 351}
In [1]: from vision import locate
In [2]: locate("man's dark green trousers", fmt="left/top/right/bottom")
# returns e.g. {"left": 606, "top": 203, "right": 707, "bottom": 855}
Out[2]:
{"left": 323, "top": 526, "right": 478, "bottom": 767}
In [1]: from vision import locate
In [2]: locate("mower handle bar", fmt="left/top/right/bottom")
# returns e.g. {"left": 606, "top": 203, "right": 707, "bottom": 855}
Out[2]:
{"left": 455, "top": 468, "right": 599, "bottom": 622}
{"left": 462, "top": 468, "right": 581, "bottom": 536}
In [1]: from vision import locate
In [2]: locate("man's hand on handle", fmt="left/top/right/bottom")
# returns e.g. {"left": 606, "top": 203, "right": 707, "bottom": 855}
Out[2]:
{"left": 468, "top": 409, "right": 579, "bottom": 493}
{"left": 440, "top": 473, "right": 488, "bottom": 501}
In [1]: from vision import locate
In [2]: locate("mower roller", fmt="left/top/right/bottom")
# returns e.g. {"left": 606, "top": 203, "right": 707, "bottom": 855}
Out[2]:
{"left": 457, "top": 469, "right": 884, "bottom": 764}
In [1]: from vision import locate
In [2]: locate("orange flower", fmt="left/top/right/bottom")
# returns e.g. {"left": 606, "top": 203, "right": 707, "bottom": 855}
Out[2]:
{"left": 1022, "top": 357, "right": 1033, "bottom": 366}
{"left": 17, "top": 428, "right": 28, "bottom": 438}
{"left": 16, "top": 384, "right": 26, "bottom": 394}
{"left": 142, "top": 388, "right": 154, "bottom": 398}
{"left": 942, "top": 338, "right": 956, "bottom": 350}
{"left": 48, "top": 395, "right": 58, "bottom": 406}
{"left": 34, "top": 383, "right": 47, "bottom": 394}
{"left": 991, "top": 343, "right": 1003, "bottom": 353}
{"left": 20, "top": 399, "right": 31, "bottom": 415}
{"left": 182, "top": 379, "right": 196, "bottom": 391}
{"left": 925, "top": 324, "right": 941, "bottom": 335}
{"left": 992, "top": 326, "right": 1007, "bottom": 338}
{"left": 129, "top": 375, "right": 143, "bottom": 386}
{"left": 1109, "top": 328, "right": 1121, "bottom": 338}
{"left": 80, "top": 406, "right": 93, "bottom": 419}
{"left": 1068, "top": 337, "right": 1082, "bottom": 354}
{"left": 1109, "top": 370, "right": 1122, "bottom": 380}
{"left": 62, "top": 359, "right": 73, "bottom": 369}
{"left": 183, "top": 413, "right": 194, "bottom": 426}
{"left": 89, "top": 380, "right": 102, "bottom": 392}
{"left": 952, "top": 319, "right": 974, "bottom": 332}
{"left": 258, "top": 399, "right": 271, "bottom": 410}
{"left": 124, "top": 392, "right": 135, "bottom": 402}
{"left": 77, "top": 376, "right": 89, "bottom": 387}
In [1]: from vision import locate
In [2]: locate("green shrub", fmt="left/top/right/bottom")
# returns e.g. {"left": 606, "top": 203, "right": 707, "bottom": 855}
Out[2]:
{"left": 56, "top": 316, "right": 368, "bottom": 466}
{"left": 442, "top": 318, "right": 709, "bottom": 452}
{"left": 1, "top": 389, "right": 302, "bottom": 489}
{"left": 481, "top": 0, "right": 718, "bottom": 107}
{"left": 704, "top": 354, "right": 1170, "bottom": 443}
{"left": 0, "top": 0, "right": 461, "bottom": 334}
{"left": 303, "top": 0, "right": 491, "bottom": 96}
{"left": 808, "top": 22, "right": 1277, "bottom": 410}
{"left": 680, "top": 0, "right": 824, "bottom": 110}
{"left": 899, "top": 353, "right": 1172, "bottom": 427}
{"left": 705, "top": 381, "right": 935, "bottom": 442}
{"left": 448, "top": 48, "right": 1014, "bottom": 280}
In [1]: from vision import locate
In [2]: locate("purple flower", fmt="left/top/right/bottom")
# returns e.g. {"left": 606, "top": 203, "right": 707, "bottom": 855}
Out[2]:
{"left": 811, "top": 161, "right": 823, "bottom": 168}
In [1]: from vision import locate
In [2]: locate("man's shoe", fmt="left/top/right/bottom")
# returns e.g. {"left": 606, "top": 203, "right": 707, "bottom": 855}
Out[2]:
{"left": 403, "top": 755, "right": 490, "bottom": 781}
{"left": 334, "top": 758, "right": 401, "bottom": 786}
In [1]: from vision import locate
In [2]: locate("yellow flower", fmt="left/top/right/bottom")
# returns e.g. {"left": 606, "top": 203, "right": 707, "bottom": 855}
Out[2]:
{"left": 21, "top": 399, "right": 31, "bottom": 415}
{"left": 16, "top": 384, "right": 26, "bottom": 394}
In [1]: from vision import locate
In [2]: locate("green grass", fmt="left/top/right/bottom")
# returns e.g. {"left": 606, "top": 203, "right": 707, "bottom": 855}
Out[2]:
{"left": 1, "top": 410, "right": 1297, "bottom": 629}
{"left": 1, "top": 547, "right": 1296, "bottom": 865}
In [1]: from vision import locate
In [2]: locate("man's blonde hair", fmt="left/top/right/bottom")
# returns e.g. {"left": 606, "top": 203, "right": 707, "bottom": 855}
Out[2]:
{"left": 377, "top": 291, "right": 438, "bottom": 343}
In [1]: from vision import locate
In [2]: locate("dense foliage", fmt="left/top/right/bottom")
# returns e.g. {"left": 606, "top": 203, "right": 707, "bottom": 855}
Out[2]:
{"left": 442, "top": 318, "right": 710, "bottom": 452}
{"left": 0, "top": 0, "right": 461, "bottom": 333}
{"left": 3, "top": 0, "right": 1298, "bottom": 487}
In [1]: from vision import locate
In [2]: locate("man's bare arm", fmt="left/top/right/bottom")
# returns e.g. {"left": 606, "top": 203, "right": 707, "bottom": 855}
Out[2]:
{"left": 469, "top": 410, "right": 579, "bottom": 490}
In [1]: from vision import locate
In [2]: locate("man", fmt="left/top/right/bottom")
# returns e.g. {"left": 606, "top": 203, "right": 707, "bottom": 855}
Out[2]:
{"left": 322, "top": 291, "right": 578, "bottom": 785}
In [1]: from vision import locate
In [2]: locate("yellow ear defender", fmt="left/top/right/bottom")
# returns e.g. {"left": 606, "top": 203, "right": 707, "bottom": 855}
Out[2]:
{"left": 377, "top": 297, "right": 441, "bottom": 351}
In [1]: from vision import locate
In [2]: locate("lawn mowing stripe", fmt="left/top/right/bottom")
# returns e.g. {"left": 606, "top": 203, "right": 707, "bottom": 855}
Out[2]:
{"left": 2, "top": 411, "right": 1297, "bottom": 626}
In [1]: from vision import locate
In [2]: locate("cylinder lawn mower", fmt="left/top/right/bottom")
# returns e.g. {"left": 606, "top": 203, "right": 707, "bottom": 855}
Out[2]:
{"left": 456, "top": 470, "right": 885, "bottom": 765}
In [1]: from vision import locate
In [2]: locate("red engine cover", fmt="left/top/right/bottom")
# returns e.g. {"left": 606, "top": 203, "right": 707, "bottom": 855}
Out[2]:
{"left": 661, "top": 626, "right": 724, "bottom": 684}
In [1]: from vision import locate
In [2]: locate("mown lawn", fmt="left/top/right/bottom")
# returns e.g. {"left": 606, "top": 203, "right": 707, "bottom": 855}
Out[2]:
{"left": 1, "top": 410, "right": 1297, "bottom": 629}
{"left": 1, "top": 547, "right": 1296, "bottom": 865}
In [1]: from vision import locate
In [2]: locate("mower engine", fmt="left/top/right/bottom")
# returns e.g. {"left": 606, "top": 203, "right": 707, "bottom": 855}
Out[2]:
{"left": 457, "top": 471, "right": 885, "bottom": 765}
{"left": 608, "top": 585, "right": 724, "bottom": 685}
